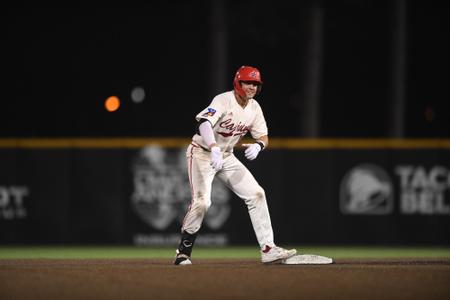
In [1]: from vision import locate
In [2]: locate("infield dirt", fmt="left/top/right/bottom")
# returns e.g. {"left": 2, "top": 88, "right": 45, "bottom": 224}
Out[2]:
{"left": 1, "top": 258, "right": 449, "bottom": 300}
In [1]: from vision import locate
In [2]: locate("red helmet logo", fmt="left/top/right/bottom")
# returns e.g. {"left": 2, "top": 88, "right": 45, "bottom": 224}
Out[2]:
{"left": 249, "top": 70, "right": 259, "bottom": 79}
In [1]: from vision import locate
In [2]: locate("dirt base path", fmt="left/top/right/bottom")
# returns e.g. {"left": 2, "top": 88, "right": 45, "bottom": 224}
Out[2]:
{"left": 1, "top": 258, "right": 449, "bottom": 300}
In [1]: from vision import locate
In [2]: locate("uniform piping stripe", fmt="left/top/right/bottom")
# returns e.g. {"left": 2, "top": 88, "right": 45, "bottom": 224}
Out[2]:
{"left": 181, "top": 145, "right": 195, "bottom": 232}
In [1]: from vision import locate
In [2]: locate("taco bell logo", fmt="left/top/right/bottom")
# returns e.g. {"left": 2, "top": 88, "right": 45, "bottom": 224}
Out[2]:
{"left": 340, "top": 164, "right": 393, "bottom": 215}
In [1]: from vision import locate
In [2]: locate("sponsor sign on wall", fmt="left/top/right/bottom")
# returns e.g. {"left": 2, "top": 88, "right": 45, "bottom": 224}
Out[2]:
{"left": 340, "top": 164, "right": 450, "bottom": 215}
{"left": 0, "top": 186, "right": 29, "bottom": 220}
{"left": 130, "top": 146, "right": 232, "bottom": 246}
{"left": 0, "top": 140, "right": 448, "bottom": 245}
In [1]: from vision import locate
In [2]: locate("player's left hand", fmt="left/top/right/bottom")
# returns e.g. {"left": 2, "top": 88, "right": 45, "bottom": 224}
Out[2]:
{"left": 242, "top": 143, "right": 262, "bottom": 161}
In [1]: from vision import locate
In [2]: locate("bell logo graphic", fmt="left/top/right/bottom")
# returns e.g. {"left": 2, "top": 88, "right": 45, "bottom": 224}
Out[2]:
{"left": 340, "top": 164, "right": 393, "bottom": 215}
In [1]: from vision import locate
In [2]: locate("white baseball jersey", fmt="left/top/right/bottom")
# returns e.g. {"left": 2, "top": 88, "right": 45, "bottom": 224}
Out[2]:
{"left": 192, "top": 91, "right": 268, "bottom": 152}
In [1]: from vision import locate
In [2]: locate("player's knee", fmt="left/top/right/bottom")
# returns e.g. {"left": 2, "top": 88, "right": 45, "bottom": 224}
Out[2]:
{"left": 255, "top": 187, "right": 266, "bottom": 201}
{"left": 244, "top": 186, "right": 266, "bottom": 206}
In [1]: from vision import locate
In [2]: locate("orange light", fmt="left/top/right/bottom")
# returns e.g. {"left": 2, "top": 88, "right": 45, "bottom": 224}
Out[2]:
{"left": 105, "top": 96, "right": 120, "bottom": 112}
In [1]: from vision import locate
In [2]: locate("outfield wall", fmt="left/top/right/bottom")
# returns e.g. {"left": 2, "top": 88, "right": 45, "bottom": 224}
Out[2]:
{"left": 1, "top": 138, "right": 449, "bottom": 245}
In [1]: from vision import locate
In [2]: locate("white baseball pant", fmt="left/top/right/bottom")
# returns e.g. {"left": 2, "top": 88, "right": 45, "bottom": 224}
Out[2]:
{"left": 181, "top": 143, "right": 275, "bottom": 249}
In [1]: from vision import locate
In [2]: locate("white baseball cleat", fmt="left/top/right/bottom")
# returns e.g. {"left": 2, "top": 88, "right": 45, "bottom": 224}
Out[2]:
{"left": 261, "top": 246, "right": 297, "bottom": 263}
{"left": 178, "top": 258, "right": 192, "bottom": 265}
{"left": 282, "top": 254, "right": 333, "bottom": 265}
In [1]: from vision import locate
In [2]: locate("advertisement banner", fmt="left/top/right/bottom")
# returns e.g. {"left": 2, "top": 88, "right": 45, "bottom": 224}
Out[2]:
{"left": 0, "top": 139, "right": 449, "bottom": 245}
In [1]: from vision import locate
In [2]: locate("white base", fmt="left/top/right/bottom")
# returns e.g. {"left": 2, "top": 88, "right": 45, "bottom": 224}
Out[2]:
{"left": 282, "top": 254, "right": 333, "bottom": 265}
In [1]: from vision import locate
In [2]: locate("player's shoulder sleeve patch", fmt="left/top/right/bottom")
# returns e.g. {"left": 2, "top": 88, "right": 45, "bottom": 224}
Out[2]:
{"left": 202, "top": 107, "right": 216, "bottom": 117}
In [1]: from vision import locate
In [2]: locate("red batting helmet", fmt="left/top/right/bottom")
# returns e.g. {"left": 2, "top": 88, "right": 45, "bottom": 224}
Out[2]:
{"left": 233, "top": 66, "right": 263, "bottom": 98}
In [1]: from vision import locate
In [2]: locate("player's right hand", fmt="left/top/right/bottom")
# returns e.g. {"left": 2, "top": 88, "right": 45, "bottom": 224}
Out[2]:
{"left": 210, "top": 146, "right": 223, "bottom": 171}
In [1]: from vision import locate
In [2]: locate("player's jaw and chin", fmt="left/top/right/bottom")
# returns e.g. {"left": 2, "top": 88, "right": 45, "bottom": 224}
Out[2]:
{"left": 245, "top": 90, "right": 256, "bottom": 99}
{"left": 241, "top": 84, "right": 257, "bottom": 99}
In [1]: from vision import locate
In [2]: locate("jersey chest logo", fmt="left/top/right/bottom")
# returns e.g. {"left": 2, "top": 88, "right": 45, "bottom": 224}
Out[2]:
{"left": 217, "top": 118, "right": 249, "bottom": 137}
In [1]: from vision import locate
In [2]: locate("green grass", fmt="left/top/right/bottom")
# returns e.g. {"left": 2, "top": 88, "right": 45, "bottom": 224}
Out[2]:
{"left": 0, "top": 245, "right": 449, "bottom": 259}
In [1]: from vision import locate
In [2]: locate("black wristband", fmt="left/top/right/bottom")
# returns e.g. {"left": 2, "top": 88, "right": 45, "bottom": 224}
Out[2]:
{"left": 256, "top": 141, "right": 265, "bottom": 151}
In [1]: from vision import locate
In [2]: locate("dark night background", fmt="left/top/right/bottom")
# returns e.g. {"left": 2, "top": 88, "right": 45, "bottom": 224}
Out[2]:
{"left": 2, "top": 1, "right": 449, "bottom": 138}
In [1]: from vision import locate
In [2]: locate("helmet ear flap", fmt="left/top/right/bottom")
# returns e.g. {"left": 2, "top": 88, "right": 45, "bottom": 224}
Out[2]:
{"left": 233, "top": 78, "right": 246, "bottom": 98}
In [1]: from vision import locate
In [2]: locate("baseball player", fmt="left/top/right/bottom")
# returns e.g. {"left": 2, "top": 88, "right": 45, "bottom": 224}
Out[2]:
{"left": 174, "top": 66, "right": 297, "bottom": 265}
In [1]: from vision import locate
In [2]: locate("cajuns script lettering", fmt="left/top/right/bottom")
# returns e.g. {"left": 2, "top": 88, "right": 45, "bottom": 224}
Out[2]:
{"left": 217, "top": 119, "right": 249, "bottom": 137}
